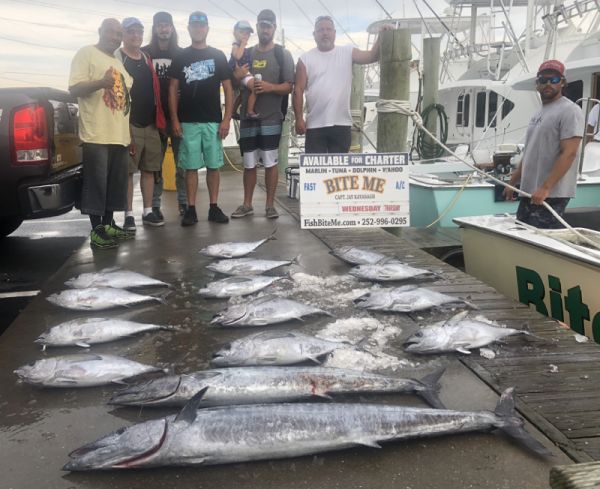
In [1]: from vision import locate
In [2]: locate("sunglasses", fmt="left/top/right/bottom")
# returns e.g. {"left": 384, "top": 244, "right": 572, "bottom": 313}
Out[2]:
{"left": 536, "top": 76, "right": 562, "bottom": 85}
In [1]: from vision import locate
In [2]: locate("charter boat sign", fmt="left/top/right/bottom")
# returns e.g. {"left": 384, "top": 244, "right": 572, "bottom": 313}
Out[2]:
{"left": 299, "top": 152, "right": 410, "bottom": 229}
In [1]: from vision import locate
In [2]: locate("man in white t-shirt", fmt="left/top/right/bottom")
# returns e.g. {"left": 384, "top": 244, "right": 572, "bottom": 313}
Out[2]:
{"left": 293, "top": 17, "right": 390, "bottom": 153}
{"left": 585, "top": 103, "right": 600, "bottom": 144}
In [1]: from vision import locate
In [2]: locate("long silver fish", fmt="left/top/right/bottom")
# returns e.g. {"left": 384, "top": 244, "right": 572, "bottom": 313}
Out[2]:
{"left": 206, "top": 256, "right": 299, "bottom": 276}
{"left": 210, "top": 294, "right": 331, "bottom": 326}
{"left": 198, "top": 276, "right": 283, "bottom": 298}
{"left": 330, "top": 246, "right": 388, "bottom": 265}
{"left": 354, "top": 285, "right": 471, "bottom": 313}
{"left": 109, "top": 366, "right": 445, "bottom": 408}
{"left": 35, "top": 318, "right": 173, "bottom": 349}
{"left": 349, "top": 261, "right": 434, "bottom": 282}
{"left": 65, "top": 268, "right": 169, "bottom": 289}
{"left": 404, "top": 311, "right": 534, "bottom": 354}
{"left": 199, "top": 231, "right": 276, "bottom": 258}
{"left": 47, "top": 287, "right": 165, "bottom": 311}
{"left": 14, "top": 354, "right": 164, "bottom": 387}
{"left": 211, "top": 331, "right": 355, "bottom": 366}
{"left": 64, "top": 387, "right": 551, "bottom": 470}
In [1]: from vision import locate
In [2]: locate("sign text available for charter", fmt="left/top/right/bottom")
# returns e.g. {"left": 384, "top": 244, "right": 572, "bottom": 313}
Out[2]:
{"left": 299, "top": 153, "right": 410, "bottom": 229}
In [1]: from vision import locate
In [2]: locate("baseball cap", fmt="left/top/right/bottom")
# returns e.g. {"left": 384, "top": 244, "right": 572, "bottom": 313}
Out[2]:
{"left": 234, "top": 20, "right": 254, "bottom": 33}
{"left": 189, "top": 11, "right": 208, "bottom": 24}
{"left": 153, "top": 11, "right": 173, "bottom": 26}
{"left": 257, "top": 9, "right": 276, "bottom": 26}
{"left": 122, "top": 17, "right": 143, "bottom": 30}
{"left": 537, "top": 59, "right": 565, "bottom": 76}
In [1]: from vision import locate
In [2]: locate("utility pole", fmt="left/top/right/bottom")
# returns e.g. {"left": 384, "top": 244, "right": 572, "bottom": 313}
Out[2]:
{"left": 377, "top": 29, "right": 411, "bottom": 153}
{"left": 422, "top": 37, "right": 441, "bottom": 150}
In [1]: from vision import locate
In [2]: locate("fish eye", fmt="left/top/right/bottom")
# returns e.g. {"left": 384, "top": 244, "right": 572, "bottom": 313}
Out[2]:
{"left": 221, "top": 343, "right": 231, "bottom": 351}
{"left": 28, "top": 362, "right": 35, "bottom": 367}
{"left": 414, "top": 332, "right": 423, "bottom": 338}
{"left": 115, "top": 427, "right": 126, "bottom": 435}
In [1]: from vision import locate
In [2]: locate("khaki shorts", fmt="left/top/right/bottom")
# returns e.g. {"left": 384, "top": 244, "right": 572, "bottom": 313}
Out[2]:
{"left": 128, "top": 124, "right": 163, "bottom": 173}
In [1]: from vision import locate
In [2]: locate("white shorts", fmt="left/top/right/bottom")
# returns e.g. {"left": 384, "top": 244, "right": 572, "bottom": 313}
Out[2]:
{"left": 242, "top": 149, "right": 279, "bottom": 169}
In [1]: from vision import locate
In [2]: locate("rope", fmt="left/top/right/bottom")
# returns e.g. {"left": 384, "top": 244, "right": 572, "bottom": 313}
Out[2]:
{"left": 375, "top": 98, "right": 600, "bottom": 250}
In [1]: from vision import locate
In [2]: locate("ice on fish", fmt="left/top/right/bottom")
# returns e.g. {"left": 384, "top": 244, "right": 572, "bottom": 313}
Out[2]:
{"left": 404, "top": 311, "right": 535, "bottom": 354}
{"left": 211, "top": 294, "right": 331, "bottom": 327}
{"left": 211, "top": 331, "right": 358, "bottom": 367}
{"left": 199, "top": 231, "right": 276, "bottom": 258}
{"left": 35, "top": 317, "right": 173, "bottom": 349}
{"left": 47, "top": 287, "right": 165, "bottom": 311}
{"left": 198, "top": 276, "right": 283, "bottom": 299}
{"left": 354, "top": 285, "right": 471, "bottom": 313}
{"left": 64, "top": 387, "right": 551, "bottom": 471}
{"left": 65, "top": 268, "right": 169, "bottom": 289}
{"left": 330, "top": 246, "right": 389, "bottom": 265}
{"left": 206, "top": 256, "right": 299, "bottom": 276}
{"left": 14, "top": 354, "right": 164, "bottom": 387}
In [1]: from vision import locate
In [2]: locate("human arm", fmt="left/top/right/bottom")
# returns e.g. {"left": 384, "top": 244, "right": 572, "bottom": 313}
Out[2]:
{"left": 503, "top": 163, "right": 522, "bottom": 201}
{"left": 254, "top": 48, "right": 294, "bottom": 96}
{"left": 231, "top": 36, "right": 248, "bottom": 61}
{"left": 69, "top": 68, "right": 114, "bottom": 98}
{"left": 530, "top": 136, "right": 581, "bottom": 205}
{"left": 293, "top": 59, "right": 307, "bottom": 135}
{"left": 219, "top": 79, "right": 234, "bottom": 139}
{"left": 351, "top": 24, "right": 394, "bottom": 65}
{"left": 168, "top": 77, "right": 182, "bottom": 137}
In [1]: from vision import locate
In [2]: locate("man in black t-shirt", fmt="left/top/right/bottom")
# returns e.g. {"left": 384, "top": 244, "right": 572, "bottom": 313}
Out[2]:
{"left": 169, "top": 11, "right": 234, "bottom": 226}
{"left": 142, "top": 11, "right": 188, "bottom": 217}
{"left": 117, "top": 17, "right": 166, "bottom": 230}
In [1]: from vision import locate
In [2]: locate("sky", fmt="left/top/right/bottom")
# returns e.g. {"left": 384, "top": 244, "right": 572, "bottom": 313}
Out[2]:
{"left": 0, "top": 0, "right": 453, "bottom": 89}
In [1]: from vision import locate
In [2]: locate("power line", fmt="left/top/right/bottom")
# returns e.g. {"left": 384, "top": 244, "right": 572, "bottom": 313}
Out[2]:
{"left": 0, "top": 33, "right": 74, "bottom": 51}
{"left": 374, "top": 0, "right": 393, "bottom": 19}
{"left": 291, "top": 0, "right": 315, "bottom": 27}
{"left": 7, "top": 0, "right": 116, "bottom": 18}
{"left": 0, "top": 15, "right": 93, "bottom": 33}
{"left": 316, "top": 0, "right": 358, "bottom": 46}
{"left": 232, "top": 0, "right": 257, "bottom": 17}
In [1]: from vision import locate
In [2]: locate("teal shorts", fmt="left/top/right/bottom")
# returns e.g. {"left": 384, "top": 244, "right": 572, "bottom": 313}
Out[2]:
{"left": 178, "top": 122, "right": 224, "bottom": 170}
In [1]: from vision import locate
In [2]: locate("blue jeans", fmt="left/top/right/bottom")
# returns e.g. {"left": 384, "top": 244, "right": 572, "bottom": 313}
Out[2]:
{"left": 152, "top": 123, "right": 187, "bottom": 207}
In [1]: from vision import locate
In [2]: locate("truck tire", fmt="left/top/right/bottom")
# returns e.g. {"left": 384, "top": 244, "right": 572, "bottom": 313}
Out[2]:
{"left": 0, "top": 217, "right": 23, "bottom": 238}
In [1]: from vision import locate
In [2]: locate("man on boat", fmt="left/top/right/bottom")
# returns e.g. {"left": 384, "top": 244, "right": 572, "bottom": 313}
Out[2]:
{"left": 503, "top": 60, "right": 584, "bottom": 229}
{"left": 292, "top": 17, "right": 390, "bottom": 154}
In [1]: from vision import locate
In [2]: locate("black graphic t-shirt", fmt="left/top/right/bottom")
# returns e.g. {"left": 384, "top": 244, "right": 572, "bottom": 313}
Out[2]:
{"left": 169, "top": 46, "right": 232, "bottom": 123}
{"left": 142, "top": 44, "right": 182, "bottom": 121}
{"left": 122, "top": 54, "right": 155, "bottom": 127}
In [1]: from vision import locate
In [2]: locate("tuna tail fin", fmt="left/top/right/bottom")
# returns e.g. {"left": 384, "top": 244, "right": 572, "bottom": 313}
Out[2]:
{"left": 174, "top": 387, "right": 209, "bottom": 424}
{"left": 493, "top": 387, "right": 553, "bottom": 458}
{"left": 417, "top": 367, "right": 446, "bottom": 409}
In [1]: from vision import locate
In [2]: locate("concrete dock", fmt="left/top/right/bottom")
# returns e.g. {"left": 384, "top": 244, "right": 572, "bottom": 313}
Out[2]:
{"left": 0, "top": 172, "right": 574, "bottom": 488}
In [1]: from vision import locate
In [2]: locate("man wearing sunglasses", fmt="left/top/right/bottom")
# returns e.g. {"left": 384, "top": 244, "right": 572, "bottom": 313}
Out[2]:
{"left": 503, "top": 59, "right": 584, "bottom": 228}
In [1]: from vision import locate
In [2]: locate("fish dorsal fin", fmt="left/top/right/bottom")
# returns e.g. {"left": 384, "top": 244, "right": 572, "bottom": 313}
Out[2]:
{"left": 395, "top": 284, "right": 419, "bottom": 292}
{"left": 257, "top": 331, "right": 297, "bottom": 340}
{"left": 225, "top": 277, "right": 253, "bottom": 284}
{"left": 251, "top": 294, "right": 278, "bottom": 305}
{"left": 174, "top": 387, "right": 209, "bottom": 424}
{"left": 191, "top": 371, "right": 223, "bottom": 383}
{"left": 443, "top": 310, "right": 470, "bottom": 327}
{"left": 67, "top": 354, "right": 104, "bottom": 363}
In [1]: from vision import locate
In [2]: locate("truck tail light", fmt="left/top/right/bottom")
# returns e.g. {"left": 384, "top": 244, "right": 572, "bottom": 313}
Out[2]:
{"left": 11, "top": 103, "right": 49, "bottom": 165}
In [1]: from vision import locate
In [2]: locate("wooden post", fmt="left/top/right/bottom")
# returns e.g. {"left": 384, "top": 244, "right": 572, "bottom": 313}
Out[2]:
{"left": 377, "top": 29, "right": 411, "bottom": 153}
{"left": 422, "top": 37, "right": 441, "bottom": 149}
{"left": 350, "top": 64, "right": 365, "bottom": 153}
{"left": 278, "top": 109, "right": 290, "bottom": 176}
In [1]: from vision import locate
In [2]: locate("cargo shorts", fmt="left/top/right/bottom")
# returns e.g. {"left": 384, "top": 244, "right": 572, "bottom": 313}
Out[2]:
{"left": 128, "top": 124, "right": 163, "bottom": 174}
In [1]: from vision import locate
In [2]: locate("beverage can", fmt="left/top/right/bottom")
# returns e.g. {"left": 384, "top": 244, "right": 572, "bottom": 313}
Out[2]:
{"left": 254, "top": 73, "right": 262, "bottom": 82}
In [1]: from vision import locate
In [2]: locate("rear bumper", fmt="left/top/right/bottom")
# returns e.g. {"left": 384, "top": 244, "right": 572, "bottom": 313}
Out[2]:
{"left": 18, "top": 165, "right": 82, "bottom": 219}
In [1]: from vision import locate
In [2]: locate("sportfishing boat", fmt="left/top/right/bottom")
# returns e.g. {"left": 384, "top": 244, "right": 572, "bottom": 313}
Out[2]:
{"left": 454, "top": 214, "right": 600, "bottom": 342}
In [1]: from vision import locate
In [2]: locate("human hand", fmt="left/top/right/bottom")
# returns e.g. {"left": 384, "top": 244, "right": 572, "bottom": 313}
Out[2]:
{"left": 172, "top": 120, "right": 183, "bottom": 138}
{"left": 234, "top": 63, "right": 249, "bottom": 81}
{"left": 502, "top": 185, "right": 516, "bottom": 201}
{"left": 531, "top": 186, "right": 550, "bottom": 205}
{"left": 295, "top": 117, "right": 306, "bottom": 135}
{"left": 379, "top": 24, "right": 395, "bottom": 33}
{"left": 219, "top": 119, "right": 230, "bottom": 139}
{"left": 128, "top": 142, "right": 136, "bottom": 157}
{"left": 254, "top": 80, "right": 273, "bottom": 94}
{"left": 101, "top": 68, "right": 115, "bottom": 89}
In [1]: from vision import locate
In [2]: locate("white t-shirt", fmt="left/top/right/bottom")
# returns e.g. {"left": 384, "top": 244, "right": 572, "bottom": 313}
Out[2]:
{"left": 300, "top": 45, "right": 354, "bottom": 129}
{"left": 587, "top": 104, "right": 600, "bottom": 141}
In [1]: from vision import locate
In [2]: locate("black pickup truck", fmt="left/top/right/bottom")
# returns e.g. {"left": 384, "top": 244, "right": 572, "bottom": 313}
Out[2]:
{"left": 0, "top": 87, "right": 82, "bottom": 238}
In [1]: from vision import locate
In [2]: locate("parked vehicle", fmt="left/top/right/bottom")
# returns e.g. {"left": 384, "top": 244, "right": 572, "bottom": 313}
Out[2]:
{"left": 0, "top": 87, "right": 82, "bottom": 238}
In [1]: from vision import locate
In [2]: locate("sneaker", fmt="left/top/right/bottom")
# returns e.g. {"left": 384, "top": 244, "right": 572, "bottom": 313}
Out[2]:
{"left": 265, "top": 206, "right": 279, "bottom": 219}
{"left": 123, "top": 216, "right": 136, "bottom": 233}
{"left": 143, "top": 211, "right": 165, "bottom": 227}
{"left": 231, "top": 204, "right": 254, "bottom": 218}
{"left": 178, "top": 203, "right": 187, "bottom": 216}
{"left": 105, "top": 221, "right": 135, "bottom": 240}
{"left": 90, "top": 225, "right": 118, "bottom": 249}
{"left": 208, "top": 205, "right": 229, "bottom": 224}
{"left": 152, "top": 207, "right": 164, "bottom": 220}
{"left": 181, "top": 207, "right": 197, "bottom": 227}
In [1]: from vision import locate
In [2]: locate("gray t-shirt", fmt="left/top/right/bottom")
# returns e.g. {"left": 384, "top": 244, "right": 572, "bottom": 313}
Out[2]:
{"left": 520, "top": 96, "right": 584, "bottom": 198}
{"left": 241, "top": 45, "right": 294, "bottom": 123}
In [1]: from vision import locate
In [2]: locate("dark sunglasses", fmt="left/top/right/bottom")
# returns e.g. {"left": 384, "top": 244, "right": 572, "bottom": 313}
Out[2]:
{"left": 536, "top": 75, "right": 562, "bottom": 85}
